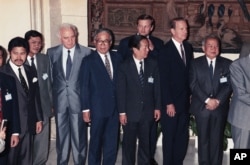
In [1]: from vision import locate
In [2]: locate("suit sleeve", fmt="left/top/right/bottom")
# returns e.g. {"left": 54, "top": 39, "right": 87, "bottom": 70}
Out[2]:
{"left": 80, "top": 58, "right": 91, "bottom": 110}
{"left": 158, "top": 47, "right": 174, "bottom": 105}
{"left": 230, "top": 61, "right": 250, "bottom": 105}
{"left": 116, "top": 65, "right": 127, "bottom": 114}
{"left": 9, "top": 76, "right": 21, "bottom": 134}
{"left": 189, "top": 60, "right": 209, "bottom": 103}
{"left": 153, "top": 64, "right": 162, "bottom": 110}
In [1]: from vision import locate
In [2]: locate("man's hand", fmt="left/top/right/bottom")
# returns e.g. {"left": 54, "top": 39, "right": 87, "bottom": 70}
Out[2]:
{"left": 166, "top": 104, "right": 176, "bottom": 117}
{"left": 10, "top": 135, "right": 19, "bottom": 147}
{"left": 154, "top": 109, "right": 161, "bottom": 121}
{"left": 206, "top": 99, "right": 220, "bottom": 110}
{"left": 119, "top": 114, "right": 127, "bottom": 126}
{"left": 83, "top": 111, "right": 91, "bottom": 123}
{"left": 36, "top": 121, "right": 43, "bottom": 134}
{"left": 148, "top": 38, "right": 154, "bottom": 51}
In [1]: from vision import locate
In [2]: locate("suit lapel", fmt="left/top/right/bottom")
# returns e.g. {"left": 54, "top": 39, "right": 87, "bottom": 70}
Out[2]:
{"left": 128, "top": 57, "right": 141, "bottom": 87}
{"left": 6, "top": 63, "right": 28, "bottom": 97}
{"left": 54, "top": 47, "right": 65, "bottom": 79}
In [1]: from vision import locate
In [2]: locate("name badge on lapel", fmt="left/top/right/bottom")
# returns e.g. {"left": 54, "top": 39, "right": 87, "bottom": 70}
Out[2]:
{"left": 5, "top": 92, "right": 12, "bottom": 101}
{"left": 148, "top": 76, "right": 154, "bottom": 84}
{"left": 220, "top": 76, "right": 227, "bottom": 83}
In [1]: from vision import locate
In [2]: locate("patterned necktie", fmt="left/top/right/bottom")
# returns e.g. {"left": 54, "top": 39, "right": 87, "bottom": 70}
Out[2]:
{"left": 139, "top": 61, "right": 144, "bottom": 87}
{"left": 104, "top": 55, "right": 112, "bottom": 79}
{"left": 66, "top": 50, "right": 72, "bottom": 80}
{"left": 18, "top": 68, "right": 29, "bottom": 95}
{"left": 209, "top": 60, "right": 213, "bottom": 79}
{"left": 180, "top": 44, "right": 186, "bottom": 65}
{"left": 30, "top": 57, "right": 37, "bottom": 76}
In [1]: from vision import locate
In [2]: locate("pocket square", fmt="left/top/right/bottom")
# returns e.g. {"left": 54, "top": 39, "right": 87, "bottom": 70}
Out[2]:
{"left": 32, "top": 77, "right": 38, "bottom": 83}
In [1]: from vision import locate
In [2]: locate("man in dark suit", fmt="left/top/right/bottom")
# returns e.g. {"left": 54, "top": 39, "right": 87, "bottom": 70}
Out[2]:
{"left": 117, "top": 14, "right": 164, "bottom": 60}
{"left": 24, "top": 30, "right": 53, "bottom": 165}
{"left": 158, "top": 17, "right": 193, "bottom": 165}
{"left": 47, "top": 23, "right": 92, "bottom": 165}
{"left": 1, "top": 37, "right": 43, "bottom": 165}
{"left": 80, "top": 28, "right": 121, "bottom": 165}
{"left": 0, "top": 72, "right": 20, "bottom": 164}
{"left": 118, "top": 14, "right": 163, "bottom": 165}
{"left": 189, "top": 35, "right": 232, "bottom": 165}
{"left": 117, "top": 35, "right": 161, "bottom": 165}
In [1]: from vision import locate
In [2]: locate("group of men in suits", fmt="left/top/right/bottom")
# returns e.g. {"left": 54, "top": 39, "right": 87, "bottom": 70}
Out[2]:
{"left": 0, "top": 14, "right": 247, "bottom": 165}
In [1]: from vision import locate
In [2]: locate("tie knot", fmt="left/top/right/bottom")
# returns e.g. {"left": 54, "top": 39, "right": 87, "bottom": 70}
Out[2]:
{"left": 210, "top": 60, "right": 213, "bottom": 65}
{"left": 68, "top": 50, "right": 70, "bottom": 55}
{"left": 139, "top": 61, "right": 143, "bottom": 65}
{"left": 31, "top": 57, "right": 34, "bottom": 61}
{"left": 18, "top": 68, "right": 21, "bottom": 72}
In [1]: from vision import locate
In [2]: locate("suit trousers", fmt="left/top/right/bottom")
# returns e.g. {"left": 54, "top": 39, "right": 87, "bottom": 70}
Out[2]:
{"left": 122, "top": 119, "right": 153, "bottom": 165}
{"left": 161, "top": 112, "right": 189, "bottom": 165}
{"left": 231, "top": 125, "right": 250, "bottom": 149}
{"left": 150, "top": 121, "right": 159, "bottom": 158}
{"left": 195, "top": 110, "right": 226, "bottom": 165}
{"left": 88, "top": 114, "right": 119, "bottom": 165}
{"left": 33, "top": 116, "right": 50, "bottom": 165}
{"left": 55, "top": 108, "right": 87, "bottom": 165}
{"left": 8, "top": 131, "right": 33, "bottom": 165}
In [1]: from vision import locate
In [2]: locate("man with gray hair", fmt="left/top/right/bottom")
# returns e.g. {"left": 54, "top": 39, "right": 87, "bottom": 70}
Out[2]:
{"left": 80, "top": 28, "right": 121, "bottom": 165}
{"left": 47, "top": 23, "right": 92, "bottom": 165}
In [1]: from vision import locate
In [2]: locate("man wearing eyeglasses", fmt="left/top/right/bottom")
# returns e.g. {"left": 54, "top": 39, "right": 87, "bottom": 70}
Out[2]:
{"left": 80, "top": 28, "right": 122, "bottom": 165}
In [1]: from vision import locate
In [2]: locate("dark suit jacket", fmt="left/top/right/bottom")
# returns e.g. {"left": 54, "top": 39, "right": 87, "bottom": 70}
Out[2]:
{"left": 1, "top": 62, "right": 43, "bottom": 135}
{"left": 0, "top": 72, "right": 20, "bottom": 135}
{"left": 189, "top": 55, "right": 232, "bottom": 116}
{"left": 80, "top": 51, "right": 121, "bottom": 118}
{"left": 116, "top": 56, "right": 161, "bottom": 122}
{"left": 117, "top": 34, "right": 164, "bottom": 60}
{"left": 158, "top": 39, "right": 193, "bottom": 113}
{"left": 25, "top": 53, "right": 53, "bottom": 118}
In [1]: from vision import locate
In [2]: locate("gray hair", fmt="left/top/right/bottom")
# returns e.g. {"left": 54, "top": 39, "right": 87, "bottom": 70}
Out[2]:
{"left": 57, "top": 23, "right": 78, "bottom": 38}
{"left": 94, "top": 28, "right": 114, "bottom": 42}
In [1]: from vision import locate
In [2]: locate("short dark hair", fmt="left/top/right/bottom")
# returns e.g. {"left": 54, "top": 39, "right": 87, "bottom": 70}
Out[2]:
{"left": 169, "top": 17, "right": 188, "bottom": 29}
{"left": 202, "top": 34, "right": 221, "bottom": 46}
{"left": 128, "top": 35, "right": 148, "bottom": 50}
{"left": 0, "top": 45, "right": 8, "bottom": 65}
{"left": 137, "top": 14, "right": 155, "bottom": 27}
{"left": 8, "top": 37, "right": 29, "bottom": 54}
{"left": 94, "top": 28, "right": 114, "bottom": 43}
{"left": 24, "top": 30, "right": 43, "bottom": 41}
{"left": 24, "top": 30, "right": 44, "bottom": 52}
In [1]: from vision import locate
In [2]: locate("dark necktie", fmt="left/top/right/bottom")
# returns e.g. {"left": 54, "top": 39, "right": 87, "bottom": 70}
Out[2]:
{"left": 18, "top": 68, "right": 29, "bottom": 95}
{"left": 104, "top": 55, "right": 112, "bottom": 79}
{"left": 139, "top": 61, "right": 144, "bottom": 87}
{"left": 30, "top": 57, "right": 37, "bottom": 76}
{"left": 209, "top": 60, "right": 213, "bottom": 79}
{"left": 180, "top": 44, "right": 186, "bottom": 65}
{"left": 66, "top": 50, "right": 72, "bottom": 80}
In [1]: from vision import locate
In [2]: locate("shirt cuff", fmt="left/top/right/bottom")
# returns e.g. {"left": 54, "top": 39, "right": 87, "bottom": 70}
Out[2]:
{"left": 82, "top": 109, "right": 90, "bottom": 112}
{"left": 205, "top": 98, "right": 210, "bottom": 104}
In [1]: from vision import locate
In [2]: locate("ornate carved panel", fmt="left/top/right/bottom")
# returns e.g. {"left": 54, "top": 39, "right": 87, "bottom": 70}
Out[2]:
{"left": 88, "top": 0, "right": 250, "bottom": 52}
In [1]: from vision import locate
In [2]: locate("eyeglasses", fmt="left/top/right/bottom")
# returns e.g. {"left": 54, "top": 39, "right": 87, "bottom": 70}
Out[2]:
{"left": 95, "top": 39, "right": 111, "bottom": 45}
